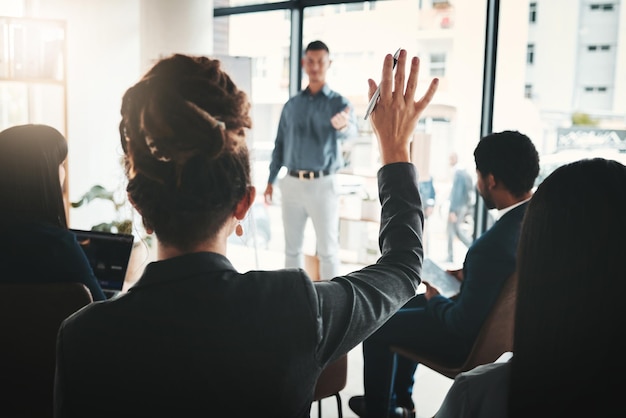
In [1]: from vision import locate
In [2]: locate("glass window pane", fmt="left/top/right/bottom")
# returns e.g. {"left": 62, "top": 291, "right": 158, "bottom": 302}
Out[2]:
{"left": 495, "top": 1, "right": 626, "bottom": 193}
{"left": 300, "top": 0, "right": 487, "bottom": 266}
{"left": 0, "top": 0, "right": 24, "bottom": 17}
{"left": 213, "top": 10, "right": 290, "bottom": 194}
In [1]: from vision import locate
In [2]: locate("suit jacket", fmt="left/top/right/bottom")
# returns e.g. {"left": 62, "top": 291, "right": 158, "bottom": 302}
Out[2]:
{"left": 54, "top": 163, "right": 423, "bottom": 418}
{"left": 427, "top": 202, "right": 528, "bottom": 340}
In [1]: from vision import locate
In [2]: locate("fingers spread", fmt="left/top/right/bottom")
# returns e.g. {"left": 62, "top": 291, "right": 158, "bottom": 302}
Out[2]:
{"left": 415, "top": 77, "right": 439, "bottom": 113}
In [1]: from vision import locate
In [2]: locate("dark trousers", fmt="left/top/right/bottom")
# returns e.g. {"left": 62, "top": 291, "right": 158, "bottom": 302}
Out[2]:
{"left": 362, "top": 295, "right": 471, "bottom": 417}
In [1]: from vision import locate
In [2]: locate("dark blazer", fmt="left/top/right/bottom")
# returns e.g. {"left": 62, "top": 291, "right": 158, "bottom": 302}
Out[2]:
{"left": 427, "top": 201, "right": 529, "bottom": 341}
{"left": 0, "top": 222, "right": 106, "bottom": 301}
{"left": 54, "top": 163, "right": 423, "bottom": 418}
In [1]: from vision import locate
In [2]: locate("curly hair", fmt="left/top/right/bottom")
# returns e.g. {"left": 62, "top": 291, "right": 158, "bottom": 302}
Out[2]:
{"left": 119, "top": 54, "right": 252, "bottom": 251}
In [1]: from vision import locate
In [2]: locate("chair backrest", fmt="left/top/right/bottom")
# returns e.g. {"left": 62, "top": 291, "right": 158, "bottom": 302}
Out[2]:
{"left": 391, "top": 273, "right": 517, "bottom": 379}
{"left": 313, "top": 354, "right": 348, "bottom": 401}
{"left": 461, "top": 272, "right": 517, "bottom": 369}
{"left": 0, "top": 282, "right": 93, "bottom": 418}
{"left": 312, "top": 354, "right": 347, "bottom": 418}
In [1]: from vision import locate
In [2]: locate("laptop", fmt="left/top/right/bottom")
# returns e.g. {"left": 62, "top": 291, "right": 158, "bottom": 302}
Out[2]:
{"left": 71, "top": 229, "right": 135, "bottom": 299}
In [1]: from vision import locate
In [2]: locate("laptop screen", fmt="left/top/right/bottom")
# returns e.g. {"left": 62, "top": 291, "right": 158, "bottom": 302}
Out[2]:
{"left": 71, "top": 229, "right": 134, "bottom": 293}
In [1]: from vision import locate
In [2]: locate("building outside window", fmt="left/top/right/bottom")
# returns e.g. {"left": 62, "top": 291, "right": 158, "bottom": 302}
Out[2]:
{"left": 524, "top": 84, "right": 533, "bottom": 99}
{"left": 527, "top": 43, "right": 535, "bottom": 64}
{"left": 529, "top": 2, "right": 537, "bottom": 23}
{"left": 430, "top": 52, "right": 446, "bottom": 77}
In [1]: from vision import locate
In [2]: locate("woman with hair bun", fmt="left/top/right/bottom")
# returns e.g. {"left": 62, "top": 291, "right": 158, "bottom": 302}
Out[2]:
{"left": 54, "top": 51, "right": 438, "bottom": 417}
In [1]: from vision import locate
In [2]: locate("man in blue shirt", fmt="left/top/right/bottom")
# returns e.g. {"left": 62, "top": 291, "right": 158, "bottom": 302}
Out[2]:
{"left": 264, "top": 40, "right": 357, "bottom": 280}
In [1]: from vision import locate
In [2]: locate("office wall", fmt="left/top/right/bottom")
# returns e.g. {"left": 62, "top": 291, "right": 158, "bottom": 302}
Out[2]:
{"left": 27, "top": 0, "right": 214, "bottom": 229}
{"left": 140, "top": 0, "right": 214, "bottom": 72}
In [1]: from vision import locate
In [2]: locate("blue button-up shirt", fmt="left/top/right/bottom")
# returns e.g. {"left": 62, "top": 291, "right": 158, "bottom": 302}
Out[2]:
{"left": 267, "top": 84, "right": 357, "bottom": 184}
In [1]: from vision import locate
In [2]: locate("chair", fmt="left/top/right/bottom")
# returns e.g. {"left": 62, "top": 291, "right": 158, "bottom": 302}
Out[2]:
{"left": 391, "top": 273, "right": 517, "bottom": 379}
{"left": 313, "top": 353, "right": 348, "bottom": 418}
{"left": 0, "top": 282, "right": 93, "bottom": 418}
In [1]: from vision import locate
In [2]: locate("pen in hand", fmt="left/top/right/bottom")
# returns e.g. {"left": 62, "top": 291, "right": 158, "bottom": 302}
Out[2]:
{"left": 364, "top": 48, "right": 402, "bottom": 120}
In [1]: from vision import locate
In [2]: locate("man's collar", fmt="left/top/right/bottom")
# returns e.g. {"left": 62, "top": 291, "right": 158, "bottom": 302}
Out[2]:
{"left": 304, "top": 84, "right": 331, "bottom": 96}
{"left": 495, "top": 197, "right": 531, "bottom": 220}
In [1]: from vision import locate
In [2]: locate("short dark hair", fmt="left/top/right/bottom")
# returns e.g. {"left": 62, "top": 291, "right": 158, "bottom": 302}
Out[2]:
{"left": 305, "top": 40, "right": 329, "bottom": 54}
{"left": 473, "top": 130, "right": 539, "bottom": 197}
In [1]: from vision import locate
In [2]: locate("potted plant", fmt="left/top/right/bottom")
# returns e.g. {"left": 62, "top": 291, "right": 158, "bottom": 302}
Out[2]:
{"left": 70, "top": 185, "right": 133, "bottom": 234}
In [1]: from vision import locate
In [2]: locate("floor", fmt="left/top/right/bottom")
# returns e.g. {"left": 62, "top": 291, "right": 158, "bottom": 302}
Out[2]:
{"left": 311, "top": 343, "right": 454, "bottom": 418}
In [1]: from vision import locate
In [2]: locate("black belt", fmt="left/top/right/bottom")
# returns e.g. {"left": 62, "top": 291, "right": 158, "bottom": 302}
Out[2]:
{"left": 287, "top": 169, "right": 331, "bottom": 180}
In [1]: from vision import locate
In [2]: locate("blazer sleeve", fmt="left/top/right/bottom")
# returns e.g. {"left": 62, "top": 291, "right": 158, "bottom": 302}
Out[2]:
{"left": 312, "top": 162, "right": 423, "bottom": 364}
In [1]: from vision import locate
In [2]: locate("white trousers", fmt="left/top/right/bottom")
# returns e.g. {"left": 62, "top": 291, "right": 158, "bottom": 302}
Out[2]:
{"left": 279, "top": 174, "right": 340, "bottom": 280}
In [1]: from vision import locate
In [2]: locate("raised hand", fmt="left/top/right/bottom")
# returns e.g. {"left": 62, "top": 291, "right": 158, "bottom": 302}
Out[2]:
{"left": 368, "top": 49, "right": 438, "bottom": 165}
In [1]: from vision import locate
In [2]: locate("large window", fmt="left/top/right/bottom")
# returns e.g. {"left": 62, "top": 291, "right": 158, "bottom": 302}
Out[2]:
{"left": 213, "top": 10, "right": 290, "bottom": 194}
{"left": 215, "top": 0, "right": 487, "bottom": 267}
{"left": 214, "top": 0, "right": 626, "bottom": 270}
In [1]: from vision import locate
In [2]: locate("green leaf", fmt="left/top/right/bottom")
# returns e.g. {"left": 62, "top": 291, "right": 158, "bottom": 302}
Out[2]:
{"left": 70, "top": 185, "right": 116, "bottom": 208}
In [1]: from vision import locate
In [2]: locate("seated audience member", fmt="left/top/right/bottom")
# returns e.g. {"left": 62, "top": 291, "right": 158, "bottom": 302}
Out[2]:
{"left": 435, "top": 157, "right": 626, "bottom": 418}
{"left": 53, "top": 51, "right": 438, "bottom": 417}
{"left": 0, "top": 124, "right": 105, "bottom": 301}
{"left": 349, "top": 130, "right": 540, "bottom": 418}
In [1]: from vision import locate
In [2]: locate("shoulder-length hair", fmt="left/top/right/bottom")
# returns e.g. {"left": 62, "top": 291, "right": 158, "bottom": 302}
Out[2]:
{"left": 0, "top": 124, "right": 68, "bottom": 228}
{"left": 509, "top": 157, "right": 626, "bottom": 417}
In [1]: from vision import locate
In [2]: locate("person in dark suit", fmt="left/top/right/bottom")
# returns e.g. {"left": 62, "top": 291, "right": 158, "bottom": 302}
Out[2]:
{"left": 435, "top": 157, "right": 626, "bottom": 418}
{"left": 53, "top": 51, "right": 439, "bottom": 417}
{"left": 349, "top": 130, "right": 540, "bottom": 418}
{"left": 0, "top": 124, "right": 105, "bottom": 301}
